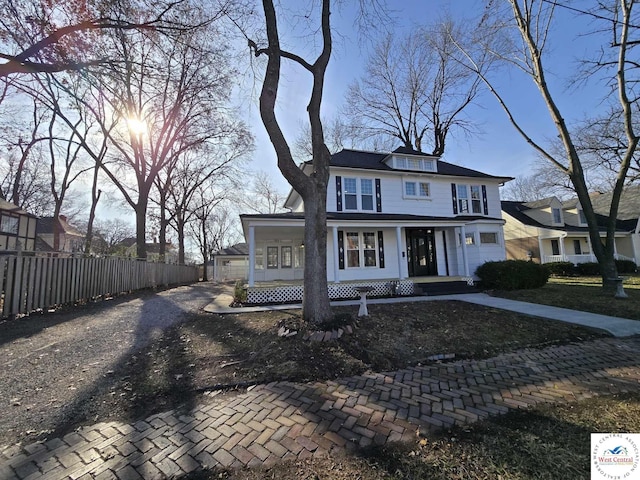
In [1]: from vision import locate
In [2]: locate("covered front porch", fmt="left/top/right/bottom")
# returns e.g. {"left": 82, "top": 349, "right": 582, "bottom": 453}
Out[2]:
{"left": 242, "top": 216, "right": 480, "bottom": 287}
{"left": 539, "top": 231, "right": 637, "bottom": 264}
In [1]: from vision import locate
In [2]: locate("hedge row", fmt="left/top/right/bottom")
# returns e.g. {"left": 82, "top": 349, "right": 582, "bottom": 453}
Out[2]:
{"left": 545, "top": 259, "right": 637, "bottom": 276}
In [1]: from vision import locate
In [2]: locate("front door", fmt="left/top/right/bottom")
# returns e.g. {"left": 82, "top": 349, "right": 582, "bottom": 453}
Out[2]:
{"left": 406, "top": 228, "right": 437, "bottom": 277}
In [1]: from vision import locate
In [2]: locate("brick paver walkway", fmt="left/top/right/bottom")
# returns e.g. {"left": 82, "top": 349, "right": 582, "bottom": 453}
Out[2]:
{"left": 2, "top": 336, "right": 640, "bottom": 479}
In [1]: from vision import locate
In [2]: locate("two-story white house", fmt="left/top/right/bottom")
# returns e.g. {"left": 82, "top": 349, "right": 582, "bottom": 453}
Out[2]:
{"left": 240, "top": 147, "right": 511, "bottom": 303}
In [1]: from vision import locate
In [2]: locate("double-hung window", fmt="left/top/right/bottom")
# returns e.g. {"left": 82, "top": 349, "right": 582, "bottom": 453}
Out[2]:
{"left": 552, "top": 208, "right": 562, "bottom": 224}
{"left": 578, "top": 209, "right": 587, "bottom": 224}
{"left": 343, "top": 177, "right": 374, "bottom": 211}
{"left": 360, "top": 179, "right": 374, "bottom": 210}
{"left": 453, "top": 183, "right": 487, "bottom": 215}
{"left": 457, "top": 185, "right": 469, "bottom": 213}
{"left": 470, "top": 186, "right": 482, "bottom": 214}
{"left": 344, "top": 178, "right": 358, "bottom": 210}
{"left": 345, "top": 231, "right": 377, "bottom": 268}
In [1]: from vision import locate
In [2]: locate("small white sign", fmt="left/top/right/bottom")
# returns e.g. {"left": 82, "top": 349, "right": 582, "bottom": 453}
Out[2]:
{"left": 592, "top": 433, "right": 640, "bottom": 479}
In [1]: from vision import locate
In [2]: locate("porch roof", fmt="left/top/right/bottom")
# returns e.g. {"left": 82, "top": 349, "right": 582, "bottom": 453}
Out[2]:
{"left": 241, "top": 212, "right": 504, "bottom": 230}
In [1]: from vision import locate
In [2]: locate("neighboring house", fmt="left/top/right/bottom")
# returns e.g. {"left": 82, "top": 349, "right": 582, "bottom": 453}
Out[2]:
{"left": 36, "top": 215, "right": 84, "bottom": 255}
{"left": 240, "top": 147, "right": 512, "bottom": 303}
{"left": 0, "top": 198, "right": 37, "bottom": 252}
{"left": 119, "top": 237, "right": 178, "bottom": 263}
{"left": 502, "top": 195, "right": 640, "bottom": 265}
{"left": 207, "top": 243, "right": 249, "bottom": 281}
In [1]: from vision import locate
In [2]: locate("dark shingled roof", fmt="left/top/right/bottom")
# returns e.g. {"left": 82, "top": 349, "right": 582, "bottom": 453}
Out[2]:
{"left": 501, "top": 200, "right": 636, "bottom": 232}
{"left": 213, "top": 243, "right": 249, "bottom": 256}
{"left": 36, "top": 216, "right": 83, "bottom": 237}
{"left": 590, "top": 185, "right": 640, "bottom": 221}
{"left": 309, "top": 148, "right": 512, "bottom": 181}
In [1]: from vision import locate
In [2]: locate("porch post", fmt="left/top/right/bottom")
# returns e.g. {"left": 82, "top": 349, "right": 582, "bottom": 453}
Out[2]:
{"left": 248, "top": 225, "right": 255, "bottom": 287}
{"left": 396, "top": 226, "right": 405, "bottom": 279}
{"left": 537, "top": 231, "right": 545, "bottom": 263}
{"left": 586, "top": 235, "right": 595, "bottom": 262}
{"left": 460, "top": 226, "right": 470, "bottom": 277}
{"left": 332, "top": 226, "right": 340, "bottom": 283}
{"left": 559, "top": 235, "right": 566, "bottom": 261}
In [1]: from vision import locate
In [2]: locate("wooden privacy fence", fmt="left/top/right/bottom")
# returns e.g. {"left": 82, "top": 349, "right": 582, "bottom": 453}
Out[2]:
{"left": 0, "top": 255, "right": 199, "bottom": 319}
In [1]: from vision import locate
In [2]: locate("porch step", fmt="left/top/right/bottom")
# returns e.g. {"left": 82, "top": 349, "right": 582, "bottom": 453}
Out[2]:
{"left": 414, "top": 281, "right": 479, "bottom": 296}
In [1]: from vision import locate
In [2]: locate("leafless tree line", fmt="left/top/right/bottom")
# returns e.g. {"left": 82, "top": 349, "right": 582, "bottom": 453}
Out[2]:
{"left": 0, "top": 0, "right": 262, "bottom": 267}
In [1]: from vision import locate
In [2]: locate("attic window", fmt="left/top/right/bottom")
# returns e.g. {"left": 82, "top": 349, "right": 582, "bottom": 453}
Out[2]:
{"left": 579, "top": 209, "right": 587, "bottom": 224}
{"left": 552, "top": 208, "right": 562, "bottom": 224}
{"left": 393, "top": 156, "right": 435, "bottom": 172}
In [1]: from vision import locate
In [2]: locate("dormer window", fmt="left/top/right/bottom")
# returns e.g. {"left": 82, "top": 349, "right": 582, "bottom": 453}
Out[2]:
{"left": 578, "top": 209, "right": 587, "bottom": 224}
{"left": 552, "top": 207, "right": 562, "bottom": 224}
{"left": 392, "top": 155, "right": 435, "bottom": 172}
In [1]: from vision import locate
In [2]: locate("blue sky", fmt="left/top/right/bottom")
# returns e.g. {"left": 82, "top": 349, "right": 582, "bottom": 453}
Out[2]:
{"left": 243, "top": 0, "right": 610, "bottom": 192}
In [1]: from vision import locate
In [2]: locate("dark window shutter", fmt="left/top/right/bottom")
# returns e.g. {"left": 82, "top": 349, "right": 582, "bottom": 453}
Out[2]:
{"left": 338, "top": 230, "right": 345, "bottom": 269}
{"left": 336, "top": 176, "right": 342, "bottom": 211}
{"left": 378, "top": 231, "right": 385, "bottom": 268}
{"left": 375, "top": 178, "right": 382, "bottom": 212}
{"left": 482, "top": 185, "right": 489, "bottom": 215}
{"left": 451, "top": 183, "right": 458, "bottom": 214}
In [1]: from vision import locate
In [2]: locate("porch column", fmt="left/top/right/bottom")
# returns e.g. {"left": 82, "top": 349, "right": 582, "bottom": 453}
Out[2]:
{"left": 559, "top": 235, "right": 566, "bottom": 260}
{"left": 586, "top": 235, "right": 595, "bottom": 262}
{"left": 537, "top": 231, "right": 544, "bottom": 263}
{"left": 460, "top": 226, "right": 470, "bottom": 277}
{"left": 396, "top": 226, "right": 405, "bottom": 279}
{"left": 248, "top": 225, "right": 255, "bottom": 287}
{"left": 332, "top": 226, "right": 340, "bottom": 283}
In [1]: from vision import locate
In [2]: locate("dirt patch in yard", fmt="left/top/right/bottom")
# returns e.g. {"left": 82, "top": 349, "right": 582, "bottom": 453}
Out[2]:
{"left": 0, "top": 293, "right": 608, "bottom": 450}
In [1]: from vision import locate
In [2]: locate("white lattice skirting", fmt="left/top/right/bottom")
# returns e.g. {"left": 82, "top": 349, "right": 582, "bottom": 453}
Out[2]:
{"left": 246, "top": 280, "right": 415, "bottom": 305}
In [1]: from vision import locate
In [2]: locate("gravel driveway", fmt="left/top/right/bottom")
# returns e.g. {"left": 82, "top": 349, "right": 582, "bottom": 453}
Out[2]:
{"left": 0, "top": 282, "right": 219, "bottom": 450}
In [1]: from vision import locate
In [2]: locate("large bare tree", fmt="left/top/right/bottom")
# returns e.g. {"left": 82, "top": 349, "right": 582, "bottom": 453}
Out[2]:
{"left": 250, "top": 0, "right": 336, "bottom": 324}
{"left": 459, "top": 0, "right": 640, "bottom": 295}
{"left": 80, "top": 7, "right": 242, "bottom": 260}
{"left": 345, "top": 19, "right": 488, "bottom": 155}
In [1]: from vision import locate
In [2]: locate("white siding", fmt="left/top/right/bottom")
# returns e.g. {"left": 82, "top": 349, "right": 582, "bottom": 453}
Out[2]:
{"left": 327, "top": 169, "right": 503, "bottom": 218}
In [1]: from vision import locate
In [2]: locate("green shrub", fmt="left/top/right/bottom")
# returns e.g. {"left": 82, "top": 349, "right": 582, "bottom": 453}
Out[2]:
{"left": 616, "top": 259, "right": 638, "bottom": 274}
{"left": 233, "top": 280, "right": 247, "bottom": 304}
{"left": 544, "top": 261, "right": 575, "bottom": 276}
{"left": 575, "top": 262, "right": 601, "bottom": 276}
{"left": 475, "top": 260, "right": 550, "bottom": 290}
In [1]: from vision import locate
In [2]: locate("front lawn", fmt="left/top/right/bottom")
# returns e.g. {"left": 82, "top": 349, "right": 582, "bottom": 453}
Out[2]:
{"left": 491, "top": 275, "right": 640, "bottom": 320}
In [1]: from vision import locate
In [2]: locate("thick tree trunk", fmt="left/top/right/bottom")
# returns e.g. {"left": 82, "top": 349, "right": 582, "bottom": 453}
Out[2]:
{"left": 201, "top": 219, "right": 209, "bottom": 281}
{"left": 177, "top": 215, "right": 186, "bottom": 265}
{"left": 159, "top": 197, "right": 167, "bottom": 263}
{"left": 302, "top": 190, "right": 332, "bottom": 325}
{"left": 135, "top": 204, "right": 147, "bottom": 260}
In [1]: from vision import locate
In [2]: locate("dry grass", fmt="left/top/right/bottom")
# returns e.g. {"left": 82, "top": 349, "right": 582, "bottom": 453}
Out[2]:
{"left": 491, "top": 275, "right": 640, "bottom": 320}
{"left": 184, "top": 392, "right": 640, "bottom": 480}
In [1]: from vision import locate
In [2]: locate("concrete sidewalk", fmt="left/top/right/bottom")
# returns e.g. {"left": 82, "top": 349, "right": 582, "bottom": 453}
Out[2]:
{"left": 205, "top": 292, "right": 640, "bottom": 337}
